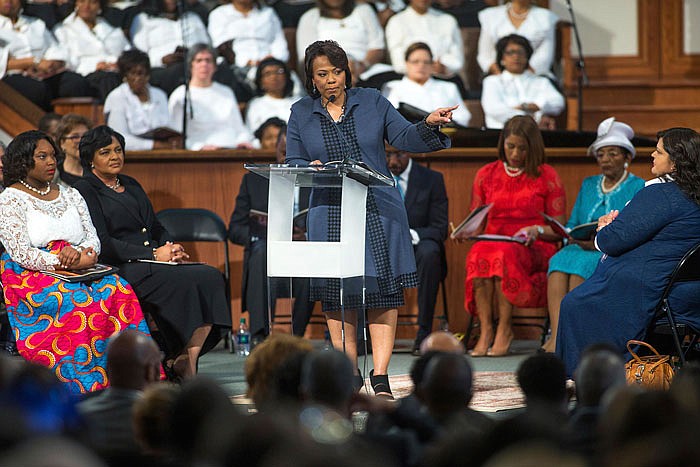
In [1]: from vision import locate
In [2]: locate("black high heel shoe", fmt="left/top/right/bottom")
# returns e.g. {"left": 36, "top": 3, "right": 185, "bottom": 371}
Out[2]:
{"left": 370, "top": 370, "right": 393, "bottom": 400}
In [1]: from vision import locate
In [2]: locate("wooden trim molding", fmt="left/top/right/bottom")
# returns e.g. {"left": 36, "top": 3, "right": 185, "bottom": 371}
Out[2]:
{"left": 583, "top": 0, "right": 661, "bottom": 81}
{"left": 660, "top": 0, "right": 700, "bottom": 78}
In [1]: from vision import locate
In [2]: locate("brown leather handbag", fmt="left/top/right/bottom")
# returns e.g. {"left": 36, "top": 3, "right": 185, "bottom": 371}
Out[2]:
{"left": 625, "top": 340, "right": 675, "bottom": 390}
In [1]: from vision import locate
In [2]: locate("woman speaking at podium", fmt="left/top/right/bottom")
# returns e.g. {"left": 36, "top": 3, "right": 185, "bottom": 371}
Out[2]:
{"left": 286, "top": 40, "right": 455, "bottom": 398}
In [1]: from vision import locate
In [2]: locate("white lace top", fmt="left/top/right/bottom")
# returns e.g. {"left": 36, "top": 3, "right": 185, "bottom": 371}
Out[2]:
{"left": 0, "top": 186, "right": 100, "bottom": 271}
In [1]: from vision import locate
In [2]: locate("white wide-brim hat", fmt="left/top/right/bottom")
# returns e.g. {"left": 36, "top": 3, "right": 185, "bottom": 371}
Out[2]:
{"left": 587, "top": 117, "right": 636, "bottom": 158}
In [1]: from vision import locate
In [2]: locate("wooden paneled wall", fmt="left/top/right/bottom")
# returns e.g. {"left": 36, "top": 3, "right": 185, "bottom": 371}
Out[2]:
{"left": 562, "top": 0, "right": 700, "bottom": 136}
{"left": 123, "top": 146, "right": 653, "bottom": 337}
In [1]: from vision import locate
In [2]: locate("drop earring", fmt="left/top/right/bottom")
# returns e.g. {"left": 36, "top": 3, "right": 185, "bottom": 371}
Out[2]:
{"left": 624, "top": 162, "right": 629, "bottom": 169}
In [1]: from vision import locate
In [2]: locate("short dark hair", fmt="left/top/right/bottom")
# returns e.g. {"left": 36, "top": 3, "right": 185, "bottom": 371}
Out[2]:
{"left": 117, "top": 49, "right": 151, "bottom": 78}
{"left": 300, "top": 350, "right": 354, "bottom": 411}
{"left": 498, "top": 115, "right": 546, "bottom": 177}
{"left": 517, "top": 353, "right": 567, "bottom": 406}
{"left": 254, "top": 117, "right": 286, "bottom": 141}
{"left": 404, "top": 42, "right": 433, "bottom": 62}
{"left": 254, "top": 57, "right": 294, "bottom": 97}
{"left": 656, "top": 127, "right": 700, "bottom": 206}
{"left": 3, "top": 130, "right": 60, "bottom": 186}
{"left": 38, "top": 113, "right": 62, "bottom": 136}
{"left": 79, "top": 126, "right": 126, "bottom": 171}
{"left": 495, "top": 34, "right": 534, "bottom": 72}
{"left": 318, "top": 0, "right": 354, "bottom": 18}
{"left": 303, "top": 40, "right": 353, "bottom": 98}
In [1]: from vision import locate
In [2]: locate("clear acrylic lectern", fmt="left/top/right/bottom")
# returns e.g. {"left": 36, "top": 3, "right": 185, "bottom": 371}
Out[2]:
{"left": 245, "top": 162, "right": 393, "bottom": 349}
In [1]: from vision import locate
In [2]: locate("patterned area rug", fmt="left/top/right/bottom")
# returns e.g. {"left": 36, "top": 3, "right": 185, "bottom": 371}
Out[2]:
{"left": 232, "top": 371, "right": 524, "bottom": 413}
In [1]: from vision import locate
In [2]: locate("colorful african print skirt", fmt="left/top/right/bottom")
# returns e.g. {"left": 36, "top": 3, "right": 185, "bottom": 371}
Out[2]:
{"left": 0, "top": 241, "right": 152, "bottom": 394}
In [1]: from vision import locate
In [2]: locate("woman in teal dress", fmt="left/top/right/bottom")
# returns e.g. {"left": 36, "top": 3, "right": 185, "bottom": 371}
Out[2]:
{"left": 541, "top": 118, "right": 645, "bottom": 352}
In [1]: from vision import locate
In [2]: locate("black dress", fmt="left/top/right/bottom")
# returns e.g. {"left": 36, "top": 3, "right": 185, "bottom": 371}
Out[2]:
{"left": 74, "top": 173, "right": 231, "bottom": 358}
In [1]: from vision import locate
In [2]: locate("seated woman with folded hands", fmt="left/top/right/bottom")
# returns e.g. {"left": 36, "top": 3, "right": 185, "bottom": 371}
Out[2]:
{"left": 0, "top": 130, "right": 154, "bottom": 394}
{"left": 74, "top": 125, "right": 231, "bottom": 380}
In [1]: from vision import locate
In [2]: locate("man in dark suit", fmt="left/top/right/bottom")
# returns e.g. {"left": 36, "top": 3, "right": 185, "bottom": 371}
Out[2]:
{"left": 386, "top": 147, "right": 448, "bottom": 355}
{"left": 229, "top": 129, "right": 314, "bottom": 341}
{"left": 76, "top": 329, "right": 162, "bottom": 456}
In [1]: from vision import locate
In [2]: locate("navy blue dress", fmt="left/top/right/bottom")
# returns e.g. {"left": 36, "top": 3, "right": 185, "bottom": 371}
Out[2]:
{"left": 285, "top": 87, "right": 450, "bottom": 311}
{"left": 556, "top": 181, "right": 700, "bottom": 376}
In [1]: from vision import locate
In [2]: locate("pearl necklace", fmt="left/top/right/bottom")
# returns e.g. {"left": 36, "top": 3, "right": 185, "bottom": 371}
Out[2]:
{"left": 601, "top": 170, "right": 628, "bottom": 194}
{"left": 503, "top": 162, "right": 524, "bottom": 178}
{"left": 19, "top": 179, "right": 51, "bottom": 196}
{"left": 105, "top": 177, "right": 121, "bottom": 191}
{"left": 507, "top": 2, "right": 530, "bottom": 20}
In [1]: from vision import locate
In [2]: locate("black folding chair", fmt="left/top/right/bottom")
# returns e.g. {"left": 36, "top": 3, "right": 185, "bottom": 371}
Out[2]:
{"left": 156, "top": 208, "right": 233, "bottom": 347}
{"left": 650, "top": 242, "right": 700, "bottom": 365}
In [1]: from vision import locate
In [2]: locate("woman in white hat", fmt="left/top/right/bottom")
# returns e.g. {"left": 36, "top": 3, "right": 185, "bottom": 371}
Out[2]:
{"left": 540, "top": 117, "right": 645, "bottom": 353}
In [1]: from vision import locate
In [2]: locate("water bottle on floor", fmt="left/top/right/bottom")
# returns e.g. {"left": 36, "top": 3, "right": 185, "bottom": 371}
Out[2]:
{"left": 322, "top": 330, "right": 332, "bottom": 351}
{"left": 235, "top": 318, "right": 251, "bottom": 356}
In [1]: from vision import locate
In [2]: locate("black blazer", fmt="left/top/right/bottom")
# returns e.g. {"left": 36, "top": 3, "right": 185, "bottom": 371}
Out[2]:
{"left": 74, "top": 172, "right": 172, "bottom": 266}
{"left": 404, "top": 162, "right": 449, "bottom": 244}
{"left": 228, "top": 172, "right": 311, "bottom": 248}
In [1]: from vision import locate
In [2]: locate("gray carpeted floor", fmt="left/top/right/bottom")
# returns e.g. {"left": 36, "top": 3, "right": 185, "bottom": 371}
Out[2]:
{"left": 198, "top": 338, "right": 541, "bottom": 399}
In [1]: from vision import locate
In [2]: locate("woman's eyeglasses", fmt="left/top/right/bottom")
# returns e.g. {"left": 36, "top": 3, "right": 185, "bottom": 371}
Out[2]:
{"left": 261, "top": 68, "right": 286, "bottom": 78}
{"left": 63, "top": 134, "right": 85, "bottom": 142}
{"left": 406, "top": 59, "right": 433, "bottom": 66}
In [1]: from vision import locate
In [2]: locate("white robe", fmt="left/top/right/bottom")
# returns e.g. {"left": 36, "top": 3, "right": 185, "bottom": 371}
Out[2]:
{"left": 130, "top": 12, "right": 210, "bottom": 68}
{"left": 477, "top": 5, "right": 558, "bottom": 76}
{"left": 207, "top": 5, "right": 288, "bottom": 67}
{"left": 168, "top": 82, "right": 253, "bottom": 150}
{"left": 296, "top": 4, "right": 385, "bottom": 64}
{"left": 245, "top": 94, "right": 299, "bottom": 134}
{"left": 53, "top": 12, "right": 130, "bottom": 76}
{"left": 0, "top": 14, "right": 66, "bottom": 79}
{"left": 481, "top": 70, "right": 564, "bottom": 129}
{"left": 104, "top": 83, "right": 171, "bottom": 151}
{"left": 385, "top": 7, "right": 463, "bottom": 75}
{"left": 382, "top": 77, "right": 471, "bottom": 127}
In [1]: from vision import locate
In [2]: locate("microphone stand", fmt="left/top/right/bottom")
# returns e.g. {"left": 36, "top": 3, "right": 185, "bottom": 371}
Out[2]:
{"left": 565, "top": 0, "right": 588, "bottom": 132}
{"left": 176, "top": 0, "right": 190, "bottom": 149}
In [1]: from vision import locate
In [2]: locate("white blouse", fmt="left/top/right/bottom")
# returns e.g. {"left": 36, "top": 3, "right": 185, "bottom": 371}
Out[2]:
{"left": 0, "top": 186, "right": 100, "bottom": 271}
{"left": 382, "top": 77, "right": 471, "bottom": 127}
{"left": 53, "top": 12, "right": 130, "bottom": 76}
{"left": 168, "top": 82, "right": 253, "bottom": 150}
{"left": 296, "top": 4, "right": 385, "bottom": 64}
{"left": 245, "top": 94, "right": 299, "bottom": 133}
{"left": 207, "top": 5, "right": 288, "bottom": 67}
{"left": 104, "top": 83, "right": 171, "bottom": 151}
{"left": 481, "top": 70, "right": 565, "bottom": 129}
{"left": 0, "top": 14, "right": 67, "bottom": 79}
{"left": 384, "top": 7, "right": 463, "bottom": 75}
{"left": 477, "top": 5, "right": 558, "bottom": 76}
{"left": 130, "top": 12, "right": 210, "bottom": 68}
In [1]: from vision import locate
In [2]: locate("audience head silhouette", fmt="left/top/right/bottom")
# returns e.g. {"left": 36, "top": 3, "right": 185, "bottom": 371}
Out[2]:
{"left": 106, "top": 329, "right": 162, "bottom": 390}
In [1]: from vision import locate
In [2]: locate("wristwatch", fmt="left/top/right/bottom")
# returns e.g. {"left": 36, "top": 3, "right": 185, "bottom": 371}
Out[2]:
{"left": 536, "top": 225, "right": 545, "bottom": 236}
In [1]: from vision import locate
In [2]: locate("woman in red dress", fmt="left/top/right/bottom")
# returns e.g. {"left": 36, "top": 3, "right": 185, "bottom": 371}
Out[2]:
{"left": 465, "top": 115, "right": 566, "bottom": 356}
